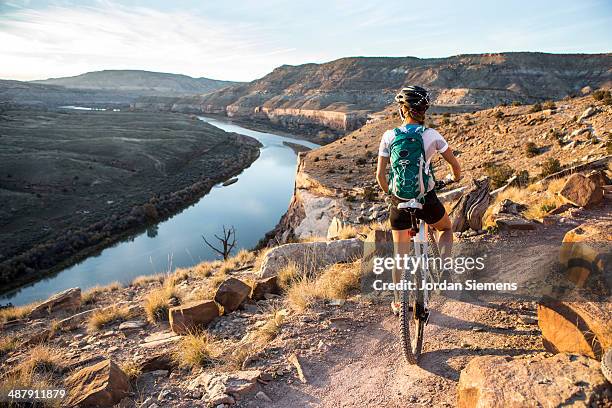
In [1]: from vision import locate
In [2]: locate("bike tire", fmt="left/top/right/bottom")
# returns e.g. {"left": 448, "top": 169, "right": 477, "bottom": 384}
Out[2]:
{"left": 400, "top": 261, "right": 425, "bottom": 364}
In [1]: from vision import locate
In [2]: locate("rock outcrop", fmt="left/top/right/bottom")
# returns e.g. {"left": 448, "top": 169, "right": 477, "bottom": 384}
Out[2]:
{"left": 188, "top": 370, "right": 261, "bottom": 406}
{"left": 457, "top": 353, "right": 610, "bottom": 408}
{"left": 64, "top": 359, "right": 130, "bottom": 407}
{"left": 259, "top": 238, "right": 363, "bottom": 278}
{"left": 28, "top": 287, "right": 81, "bottom": 318}
{"left": 250, "top": 276, "right": 281, "bottom": 301}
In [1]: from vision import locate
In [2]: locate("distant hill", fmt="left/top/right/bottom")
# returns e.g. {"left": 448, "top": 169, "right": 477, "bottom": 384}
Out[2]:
{"left": 32, "top": 70, "right": 240, "bottom": 96}
{"left": 170, "top": 52, "right": 611, "bottom": 133}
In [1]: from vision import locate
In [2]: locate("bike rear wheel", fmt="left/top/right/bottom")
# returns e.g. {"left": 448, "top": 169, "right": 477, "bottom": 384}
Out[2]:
{"left": 400, "top": 262, "right": 425, "bottom": 364}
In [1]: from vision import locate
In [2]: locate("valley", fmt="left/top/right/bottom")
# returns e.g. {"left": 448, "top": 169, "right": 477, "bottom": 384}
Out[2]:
{"left": 0, "top": 109, "right": 261, "bottom": 293}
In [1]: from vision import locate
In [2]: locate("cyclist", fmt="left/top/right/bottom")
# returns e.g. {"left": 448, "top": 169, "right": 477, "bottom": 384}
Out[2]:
{"left": 376, "top": 85, "right": 461, "bottom": 315}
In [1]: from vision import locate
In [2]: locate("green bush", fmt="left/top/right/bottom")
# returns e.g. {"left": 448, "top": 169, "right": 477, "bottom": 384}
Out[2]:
{"left": 484, "top": 163, "right": 514, "bottom": 189}
{"left": 541, "top": 158, "right": 562, "bottom": 177}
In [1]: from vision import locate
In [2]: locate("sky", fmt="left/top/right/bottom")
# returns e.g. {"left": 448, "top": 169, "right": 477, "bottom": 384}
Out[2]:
{"left": 0, "top": 0, "right": 610, "bottom": 82}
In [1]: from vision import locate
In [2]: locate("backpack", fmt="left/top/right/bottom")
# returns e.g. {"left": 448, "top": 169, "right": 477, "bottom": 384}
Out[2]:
{"left": 388, "top": 125, "right": 434, "bottom": 201}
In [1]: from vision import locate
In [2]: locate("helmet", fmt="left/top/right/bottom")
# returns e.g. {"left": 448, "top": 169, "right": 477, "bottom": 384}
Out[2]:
{"left": 394, "top": 86, "right": 430, "bottom": 111}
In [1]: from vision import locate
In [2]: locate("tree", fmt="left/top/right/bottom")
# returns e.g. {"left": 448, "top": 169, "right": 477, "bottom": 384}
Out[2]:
{"left": 202, "top": 225, "right": 237, "bottom": 260}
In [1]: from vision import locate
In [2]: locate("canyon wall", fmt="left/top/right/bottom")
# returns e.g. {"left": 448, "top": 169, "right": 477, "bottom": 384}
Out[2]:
{"left": 134, "top": 53, "right": 612, "bottom": 136}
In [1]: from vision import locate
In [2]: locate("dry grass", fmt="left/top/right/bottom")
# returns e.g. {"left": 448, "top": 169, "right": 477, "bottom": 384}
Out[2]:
{"left": 87, "top": 306, "right": 131, "bottom": 333}
{"left": 174, "top": 332, "right": 221, "bottom": 369}
{"left": 337, "top": 224, "right": 359, "bottom": 239}
{"left": 277, "top": 261, "right": 301, "bottom": 290}
{"left": 81, "top": 281, "right": 122, "bottom": 304}
{"left": 0, "top": 346, "right": 65, "bottom": 407}
{"left": 484, "top": 177, "right": 568, "bottom": 227}
{"left": 0, "top": 302, "right": 38, "bottom": 323}
{"left": 131, "top": 274, "right": 165, "bottom": 287}
{"left": 143, "top": 282, "right": 179, "bottom": 323}
{"left": 286, "top": 262, "right": 361, "bottom": 312}
{"left": 0, "top": 334, "right": 19, "bottom": 356}
{"left": 120, "top": 360, "right": 142, "bottom": 382}
{"left": 253, "top": 249, "right": 270, "bottom": 273}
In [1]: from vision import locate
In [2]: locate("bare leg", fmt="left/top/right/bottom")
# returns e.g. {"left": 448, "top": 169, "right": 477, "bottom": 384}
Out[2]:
{"left": 391, "top": 229, "right": 413, "bottom": 303}
{"left": 430, "top": 212, "right": 453, "bottom": 259}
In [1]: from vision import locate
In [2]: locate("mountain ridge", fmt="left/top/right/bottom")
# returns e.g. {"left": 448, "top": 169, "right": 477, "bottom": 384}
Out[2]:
{"left": 31, "top": 69, "right": 240, "bottom": 96}
{"left": 133, "top": 52, "right": 611, "bottom": 136}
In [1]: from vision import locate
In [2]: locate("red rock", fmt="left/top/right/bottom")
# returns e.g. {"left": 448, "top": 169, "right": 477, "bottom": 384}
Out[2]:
{"left": 214, "top": 278, "right": 251, "bottom": 313}
{"left": 560, "top": 173, "right": 604, "bottom": 207}
{"left": 169, "top": 301, "right": 219, "bottom": 335}
{"left": 64, "top": 359, "right": 130, "bottom": 407}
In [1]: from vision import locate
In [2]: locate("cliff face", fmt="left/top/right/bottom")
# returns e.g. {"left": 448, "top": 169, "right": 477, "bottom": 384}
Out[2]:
{"left": 152, "top": 53, "right": 611, "bottom": 135}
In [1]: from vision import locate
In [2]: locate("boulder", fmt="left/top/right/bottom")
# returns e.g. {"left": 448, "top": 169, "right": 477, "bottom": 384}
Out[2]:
{"left": 29, "top": 287, "right": 81, "bottom": 318}
{"left": 64, "top": 359, "right": 130, "bottom": 407}
{"left": 250, "top": 276, "right": 281, "bottom": 301}
{"left": 559, "top": 173, "right": 604, "bottom": 207}
{"left": 259, "top": 238, "right": 363, "bottom": 279}
{"left": 559, "top": 220, "right": 610, "bottom": 290}
{"left": 458, "top": 353, "right": 609, "bottom": 408}
{"left": 537, "top": 300, "right": 611, "bottom": 359}
{"left": 188, "top": 370, "right": 260, "bottom": 405}
{"left": 326, "top": 216, "right": 344, "bottom": 240}
{"left": 169, "top": 301, "right": 219, "bottom": 335}
{"left": 450, "top": 177, "right": 490, "bottom": 232}
{"left": 493, "top": 199, "right": 527, "bottom": 216}
{"left": 214, "top": 278, "right": 251, "bottom": 313}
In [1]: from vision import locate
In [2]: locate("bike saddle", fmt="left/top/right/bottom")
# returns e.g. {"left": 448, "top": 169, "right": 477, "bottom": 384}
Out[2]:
{"left": 397, "top": 199, "right": 423, "bottom": 210}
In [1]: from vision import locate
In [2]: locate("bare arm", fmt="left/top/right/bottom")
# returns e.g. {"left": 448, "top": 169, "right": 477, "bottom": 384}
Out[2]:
{"left": 376, "top": 155, "right": 390, "bottom": 194}
{"left": 441, "top": 148, "right": 461, "bottom": 181}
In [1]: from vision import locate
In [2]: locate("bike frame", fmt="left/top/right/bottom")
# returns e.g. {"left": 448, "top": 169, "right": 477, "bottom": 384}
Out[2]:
{"left": 411, "top": 219, "right": 430, "bottom": 313}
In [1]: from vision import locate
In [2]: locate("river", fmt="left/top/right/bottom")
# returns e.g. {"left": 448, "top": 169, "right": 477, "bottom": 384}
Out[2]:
{"left": 1, "top": 115, "right": 318, "bottom": 306}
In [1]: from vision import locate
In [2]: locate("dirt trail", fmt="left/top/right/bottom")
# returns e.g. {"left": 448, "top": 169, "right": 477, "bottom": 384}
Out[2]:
{"left": 244, "top": 203, "right": 610, "bottom": 408}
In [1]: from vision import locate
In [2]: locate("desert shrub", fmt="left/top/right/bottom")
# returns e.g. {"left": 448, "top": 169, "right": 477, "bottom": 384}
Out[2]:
{"left": 362, "top": 186, "right": 377, "bottom": 201}
{"left": 81, "top": 281, "right": 122, "bottom": 304}
{"left": 120, "top": 360, "right": 142, "bottom": 383}
{"left": 0, "top": 334, "right": 18, "bottom": 356}
{"left": 530, "top": 103, "right": 543, "bottom": 113}
{"left": 484, "top": 163, "right": 514, "bottom": 189}
{"left": 540, "top": 158, "right": 562, "bottom": 177}
{"left": 0, "top": 302, "right": 38, "bottom": 323}
{"left": 442, "top": 113, "right": 450, "bottom": 118}
{"left": 511, "top": 101, "right": 522, "bottom": 106}
{"left": 516, "top": 170, "right": 530, "bottom": 187}
{"left": 540, "top": 203, "right": 557, "bottom": 213}
{"left": 542, "top": 100, "right": 556, "bottom": 110}
{"left": 493, "top": 111, "right": 504, "bottom": 119}
{"left": 525, "top": 142, "right": 540, "bottom": 157}
{"left": 355, "top": 157, "right": 367, "bottom": 165}
{"left": 335, "top": 153, "right": 343, "bottom": 159}
{"left": 441, "top": 117, "right": 450, "bottom": 125}
{"left": 313, "top": 156, "right": 319, "bottom": 162}
{"left": 592, "top": 89, "right": 611, "bottom": 101}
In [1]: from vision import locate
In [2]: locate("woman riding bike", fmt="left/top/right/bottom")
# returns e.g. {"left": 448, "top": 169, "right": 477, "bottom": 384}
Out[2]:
{"left": 376, "top": 85, "right": 461, "bottom": 315}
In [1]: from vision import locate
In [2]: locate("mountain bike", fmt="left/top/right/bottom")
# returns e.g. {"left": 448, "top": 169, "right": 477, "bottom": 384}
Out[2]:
{"left": 396, "top": 179, "right": 452, "bottom": 364}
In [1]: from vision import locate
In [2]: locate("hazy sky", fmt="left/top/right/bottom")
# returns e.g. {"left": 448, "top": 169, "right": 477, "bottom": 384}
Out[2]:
{"left": 1, "top": 0, "right": 610, "bottom": 82}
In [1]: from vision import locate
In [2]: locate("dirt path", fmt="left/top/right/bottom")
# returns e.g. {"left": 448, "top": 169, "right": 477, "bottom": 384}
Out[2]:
{"left": 243, "top": 202, "right": 611, "bottom": 408}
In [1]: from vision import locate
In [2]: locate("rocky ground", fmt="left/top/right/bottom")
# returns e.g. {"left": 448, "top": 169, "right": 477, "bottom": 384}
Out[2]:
{"left": 0, "top": 108, "right": 261, "bottom": 292}
{"left": 0, "top": 93, "right": 610, "bottom": 408}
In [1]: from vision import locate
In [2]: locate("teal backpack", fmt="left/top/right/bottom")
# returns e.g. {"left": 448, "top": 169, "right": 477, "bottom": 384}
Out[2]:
{"left": 388, "top": 125, "right": 434, "bottom": 202}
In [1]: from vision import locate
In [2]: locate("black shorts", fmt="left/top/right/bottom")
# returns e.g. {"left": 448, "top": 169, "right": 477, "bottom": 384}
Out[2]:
{"left": 389, "top": 190, "right": 446, "bottom": 230}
